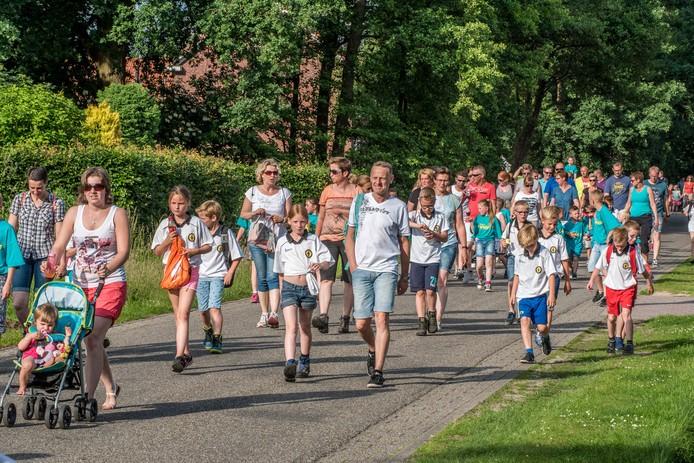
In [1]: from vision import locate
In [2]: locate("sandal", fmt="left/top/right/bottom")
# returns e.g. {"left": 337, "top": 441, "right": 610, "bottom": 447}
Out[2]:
{"left": 102, "top": 384, "right": 120, "bottom": 410}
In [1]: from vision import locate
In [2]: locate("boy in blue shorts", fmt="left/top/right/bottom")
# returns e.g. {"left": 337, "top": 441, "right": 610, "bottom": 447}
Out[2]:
{"left": 510, "top": 223, "right": 558, "bottom": 363}
{"left": 563, "top": 205, "right": 586, "bottom": 279}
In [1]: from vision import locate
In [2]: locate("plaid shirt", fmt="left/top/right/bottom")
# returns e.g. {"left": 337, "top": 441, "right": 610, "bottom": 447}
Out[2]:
{"left": 10, "top": 192, "right": 66, "bottom": 260}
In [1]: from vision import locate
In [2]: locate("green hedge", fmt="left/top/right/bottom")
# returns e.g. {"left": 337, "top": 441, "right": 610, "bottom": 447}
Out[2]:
{"left": 0, "top": 144, "right": 330, "bottom": 228}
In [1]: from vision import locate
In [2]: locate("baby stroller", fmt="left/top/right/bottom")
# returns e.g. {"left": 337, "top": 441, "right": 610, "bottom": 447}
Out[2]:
{"left": 0, "top": 280, "right": 102, "bottom": 429}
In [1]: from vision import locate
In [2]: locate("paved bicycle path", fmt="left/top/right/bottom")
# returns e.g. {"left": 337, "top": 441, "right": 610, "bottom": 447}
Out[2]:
{"left": 1, "top": 216, "right": 691, "bottom": 462}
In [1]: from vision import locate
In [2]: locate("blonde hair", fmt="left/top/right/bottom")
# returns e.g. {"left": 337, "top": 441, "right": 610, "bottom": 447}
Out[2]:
{"left": 419, "top": 187, "right": 436, "bottom": 202}
{"left": 196, "top": 200, "right": 223, "bottom": 220}
{"left": 478, "top": 199, "right": 493, "bottom": 218}
{"left": 517, "top": 223, "right": 539, "bottom": 248}
{"left": 35, "top": 303, "right": 58, "bottom": 325}
{"left": 541, "top": 205, "right": 562, "bottom": 221}
{"left": 78, "top": 167, "right": 114, "bottom": 205}
{"left": 287, "top": 204, "right": 308, "bottom": 220}
{"left": 589, "top": 189, "right": 604, "bottom": 203}
{"left": 623, "top": 220, "right": 640, "bottom": 232}
{"left": 414, "top": 168, "right": 435, "bottom": 189}
{"left": 255, "top": 158, "right": 281, "bottom": 184}
{"left": 612, "top": 227, "right": 628, "bottom": 246}
{"left": 357, "top": 174, "right": 371, "bottom": 188}
{"left": 168, "top": 185, "right": 192, "bottom": 205}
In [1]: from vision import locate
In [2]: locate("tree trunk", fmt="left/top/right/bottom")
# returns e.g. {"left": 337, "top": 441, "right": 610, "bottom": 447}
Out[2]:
{"left": 289, "top": 73, "right": 300, "bottom": 156}
{"left": 511, "top": 80, "right": 547, "bottom": 169}
{"left": 332, "top": 0, "right": 367, "bottom": 156}
{"left": 315, "top": 37, "right": 339, "bottom": 159}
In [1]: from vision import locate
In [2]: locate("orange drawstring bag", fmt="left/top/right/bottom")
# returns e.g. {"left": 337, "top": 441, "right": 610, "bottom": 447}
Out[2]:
{"left": 160, "top": 235, "right": 191, "bottom": 289}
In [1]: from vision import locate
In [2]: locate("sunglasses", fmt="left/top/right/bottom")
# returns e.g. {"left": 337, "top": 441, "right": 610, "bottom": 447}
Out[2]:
{"left": 469, "top": 173, "right": 481, "bottom": 177}
{"left": 543, "top": 171, "right": 553, "bottom": 175}
{"left": 264, "top": 170, "right": 279, "bottom": 176}
{"left": 329, "top": 169, "right": 342, "bottom": 175}
{"left": 589, "top": 178, "right": 597, "bottom": 182}
{"left": 419, "top": 204, "right": 434, "bottom": 210}
{"left": 455, "top": 178, "right": 465, "bottom": 182}
{"left": 85, "top": 183, "right": 105, "bottom": 192}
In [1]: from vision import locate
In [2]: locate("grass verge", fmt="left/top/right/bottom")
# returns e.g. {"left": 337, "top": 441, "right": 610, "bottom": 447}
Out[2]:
{"left": 412, "top": 315, "right": 694, "bottom": 463}
{"left": 644, "top": 260, "right": 694, "bottom": 296}
{"left": 0, "top": 248, "right": 253, "bottom": 349}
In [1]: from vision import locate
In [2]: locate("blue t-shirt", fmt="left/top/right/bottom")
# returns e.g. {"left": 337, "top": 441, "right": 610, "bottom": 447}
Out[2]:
{"left": 629, "top": 186, "right": 651, "bottom": 218}
{"left": 590, "top": 205, "right": 621, "bottom": 245}
{"left": 563, "top": 219, "right": 586, "bottom": 254}
{"left": 644, "top": 179, "right": 668, "bottom": 215}
{"left": 565, "top": 164, "right": 578, "bottom": 178}
{"left": 604, "top": 175, "right": 631, "bottom": 210}
{"left": 0, "top": 220, "right": 25, "bottom": 274}
{"left": 543, "top": 177, "right": 576, "bottom": 197}
{"left": 308, "top": 213, "right": 318, "bottom": 233}
{"left": 473, "top": 214, "right": 498, "bottom": 241}
{"left": 235, "top": 217, "right": 250, "bottom": 239}
{"left": 550, "top": 186, "right": 578, "bottom": 220}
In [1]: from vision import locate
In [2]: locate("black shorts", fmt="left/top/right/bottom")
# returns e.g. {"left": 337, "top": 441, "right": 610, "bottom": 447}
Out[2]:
{"left": 410, "top": 262, "right": 439, "bottom": 293}
{"left": 319, "top": 240, "right": 352, "bottom": 284}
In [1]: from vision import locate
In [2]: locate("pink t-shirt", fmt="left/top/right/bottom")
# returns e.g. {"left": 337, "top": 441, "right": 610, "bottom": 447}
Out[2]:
{"left": 467, "top": 181, "right": 497, "bottom": 219}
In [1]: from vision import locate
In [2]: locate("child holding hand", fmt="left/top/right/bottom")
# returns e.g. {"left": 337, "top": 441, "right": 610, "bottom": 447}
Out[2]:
{"left": 152, "top": 186, "right": 212, "bottom": 373}
{"left": 274, "top": 205, "right": 333, "bottom": 382}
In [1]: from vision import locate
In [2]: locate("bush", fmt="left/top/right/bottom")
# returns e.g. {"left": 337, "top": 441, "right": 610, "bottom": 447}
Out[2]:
{"left": 0, "top": 83, "right": 83, "bottom": 146}
{"left": 98, "top": 83, "right": 161, "bottom": 146}
{"left": 84, "top": 101, "right": 122, "bottom": 147}
{"left": 0, "top": 144, "right": 329, "bottom": 227}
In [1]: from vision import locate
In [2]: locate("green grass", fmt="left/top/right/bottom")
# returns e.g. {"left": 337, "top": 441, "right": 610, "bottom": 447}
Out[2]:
{"left": 0, "top": 246, "right": 254, "bottom": 348}
{"left": 412, "top": 315, "right": 694, "bottom": 463}
{"left": 644, "top": 260, "right": 694, "bottom": 296}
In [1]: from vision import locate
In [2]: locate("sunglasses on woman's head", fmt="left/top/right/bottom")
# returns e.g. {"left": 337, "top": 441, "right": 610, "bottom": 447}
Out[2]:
{"left": 85, "top": 183, "right": 105, "bottom": 192}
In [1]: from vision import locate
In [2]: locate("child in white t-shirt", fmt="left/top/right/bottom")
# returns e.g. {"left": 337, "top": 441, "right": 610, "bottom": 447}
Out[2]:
{"left": 151, "top": 186, "right": 213, "bottom": 373}
{"left": 274, "top": 205, "right": 333, "bottom": 382}
{"left": 408, "top": 188, "right": 448, "bottom": 336}
{"left": 588, "top": 227, "right": 653, "bottom": 354}
{"left": 195, "top": 200, "right": 243, "bottom": 354}
{"left": 510, "top": 224, "right": 558, "bottom": 364}
{"left": 500, "top": 200, "right": 533, "bottom": 325}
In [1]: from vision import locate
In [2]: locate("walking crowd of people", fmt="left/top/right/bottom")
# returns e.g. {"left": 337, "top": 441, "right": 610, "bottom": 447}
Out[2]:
{"left": 1, "top": 157, "right": 693, "bottom": 410}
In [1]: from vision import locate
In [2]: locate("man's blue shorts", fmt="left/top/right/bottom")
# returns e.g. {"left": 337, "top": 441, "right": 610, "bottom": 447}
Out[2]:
{"left": 518, "top": 293, "right": 548, "bottom": 326}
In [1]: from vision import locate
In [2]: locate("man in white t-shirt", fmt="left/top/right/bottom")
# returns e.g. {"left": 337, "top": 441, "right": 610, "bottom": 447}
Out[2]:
{"left": 346, "top": 161, "right": 411, "bottom": 388}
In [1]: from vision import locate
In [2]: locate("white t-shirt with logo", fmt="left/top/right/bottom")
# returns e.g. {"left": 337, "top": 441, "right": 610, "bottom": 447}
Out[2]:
{"left": 199, "top": 226, "right": 243, "bottom": 278}
{"left": 348, "top": 193, "right": 411, "bottom": 274}
{"left": 595, "top": 246, "right": 645, "bottom": 290}
{"left": 514, "top": 245, "right": 558, "bottom": 299}
{"left": 151, "top": 215, "right": 213, "bottom": 267}
{"left": 273, "top": 233, "right": 333, "bottom": 276}
{"left": 244, "top": 186, "right": 292, "bottom": 237}
{"left": 409, "top": 210, "right": 449, "bottom": 264}
{"left": 538, "top": 232, "right": 569, "bottom": 276}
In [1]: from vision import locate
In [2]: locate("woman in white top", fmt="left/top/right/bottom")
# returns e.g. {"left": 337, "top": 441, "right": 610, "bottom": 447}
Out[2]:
{"left": 46, "top": 167, "right": 130, "bottom": 411}
{"left": 512, "top": 175, "right": 542, "bottom": 227}
{"left": 240, "top": 159, "right": 293, "bottom": 328}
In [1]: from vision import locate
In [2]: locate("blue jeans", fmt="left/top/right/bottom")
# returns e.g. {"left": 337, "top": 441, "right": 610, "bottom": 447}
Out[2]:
{"left": 475, "top": 239, "right": 495, "bottom": 258}
{"left": 352, "top": 269, "right": 397, "bottom": 319}
{"left": 588, "top": 243, "right": 607, "bottom": 272}
{"left": 12, "top": 256, "right": 47, "bottom": 292}
{"left": 248, "top": 244, "right": 279, "bottom": 292}
{"left": 439, "top": 245, "right": 457, "bottom": 273}
{"left": 196, "top": 277, "right": 225, "bottom": 311}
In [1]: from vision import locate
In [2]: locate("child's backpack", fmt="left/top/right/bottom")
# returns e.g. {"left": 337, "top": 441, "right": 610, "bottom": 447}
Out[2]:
{"left": 605, "top": 243, "right": 639, "bottom": 277}
{"left": 160, "top": 235, "right": 191, "bottom": 289}
{"left": 216, "top": 225, "right": 233, "bottom": 267}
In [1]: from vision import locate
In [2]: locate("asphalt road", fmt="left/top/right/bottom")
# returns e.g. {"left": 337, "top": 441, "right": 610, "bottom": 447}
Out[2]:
{"left": 0, "top": 215, "right": 690, "bottom": 462}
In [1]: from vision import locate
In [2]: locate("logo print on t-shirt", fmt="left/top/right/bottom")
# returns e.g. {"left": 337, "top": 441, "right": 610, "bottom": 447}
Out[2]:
{"left": 623, "top": 262, "right": 630, "bottom": 270}
{"left": 305, "top": 249, "right": 313, "bottom": 259}
{"left": 187, "top": 233, "right": 195, "bottom": 242}
{"left": 550, "top": 246, "right": 557, "bottom": 253}
{"left": 434, "top": 225, "right": 441, "bottom": 232}
{"left": 535, "top": 266, "right": 542, "bottom": 274}
{"left": 217, "top": 244, "right": 224, "bottom": 253}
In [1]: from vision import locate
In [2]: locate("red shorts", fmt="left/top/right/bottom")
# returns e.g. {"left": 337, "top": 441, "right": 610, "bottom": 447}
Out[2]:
{"left": 85, "top": 282, "right": 127, "bottom": 322}
{"left": 605, "top": 285, "right": 637, "bottom": 316}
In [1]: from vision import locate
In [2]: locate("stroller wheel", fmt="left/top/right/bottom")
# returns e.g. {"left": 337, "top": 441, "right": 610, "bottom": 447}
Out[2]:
{"left": 86, "top": 399, "right": 98, "bottom": 422}
{"left": 73, "top": 397, "right": 86, "bottom": 422}
{"left": 45, "top": 407, "right": 59, "bottom": 429}
{"left": 22, "top": 396, "right": 36, "bottom": 420}
{"left": 3, "top": 403, "right": 17, "bottom": 428}
{"left": 58, "top": 405, "right": 72, "bottom": 429}
{"left": 36, "top": 397, "right": 47, "bottom": 421}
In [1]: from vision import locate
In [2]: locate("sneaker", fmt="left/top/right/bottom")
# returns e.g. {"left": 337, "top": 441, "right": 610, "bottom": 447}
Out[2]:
{"left": 256, "top": 313, "right": 268, "bottom": 328}
{"left": 338, "top": 315, "right": 350, "bottom": 334}
{"left": 250, "top": 292, "right": 259, "bottom": 304}
{"left": 520, "top": 352, "right": 535, "bottom": 364}
{"left": 366, "top": 351, "right": 376, "bottom": 376}
{"left": 297, "top": 356, "right": 311, "bottom": 378}
{"left": 367, "top": 371, "right": 385, "bottom": 388}
{"left": 484, "top": 281, "right": 492, "bottom": 292}
{"left": 624, "top": 343, "right": 634, "bottom": 355}
{"left": 462, "top": 271, "right": 472, "bottom": 284}
{"left": 541, "top": 335, "right": 552, "bottom": 355}
{"left": 598, "top": 295, "right": 607, "bottom": 307}
{"left": 615, "top": 341, "right": 624, "bottom": 355}
{"left": 416, "top": 318, "right": 428, "bottom": 336}
{"left": 209, "top": 335, "right": 223, "bottom": 354}
{"left": 592, "top": 290, "right": 602, "bottom": 303}
{"left": 267, "top": 312, "right": 280, "bottom": 328}
{"left": 651, "top": 259, "right": 658, "bottom": 269}
{"left": 202, "top": 327, "right": 214, "bottom": 350}
{"left": 534, "top": 332, "right": 543, "bottom": 348}
{"left": 505, "top": 311, "right": 515, "bottom": 325}
{"left": 183, "top": 354, "right": 193, "bottom": 368}
{"left": 284, "top": 360, "right": 297, "bottom": 382}
{"left": 571, "top": 272, "right": 578, "bottom": 280}
{"left": 456, "top": 270, "right": 465, "bottom": 281}
{"left": 607, "top": 339, "right": 616, "bottom": 354}
{"left": 476, "top": 279, "right": 484, "bottom": 290}
{"left": 312, "top": 313, "right": 329, "bottom": 334}
{"left": 427, "top": 311, "right": 437, "bottom": 334}
{"left": 172, "top": 354, "right": 193, "bottom": 373}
